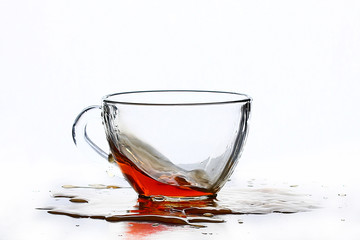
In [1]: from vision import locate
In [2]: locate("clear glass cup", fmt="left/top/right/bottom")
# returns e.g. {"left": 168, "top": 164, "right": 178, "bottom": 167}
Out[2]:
{"left": 72, "top": 90, "right": 251, "bottom": 200}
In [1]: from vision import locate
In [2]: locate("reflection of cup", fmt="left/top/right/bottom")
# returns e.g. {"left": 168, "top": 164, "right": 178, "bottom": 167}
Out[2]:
{"left": 123, "top": 222, "right": 169, "bottom": 240}
{"left": 73, "top": 90, "right": 251, "bottom": 200}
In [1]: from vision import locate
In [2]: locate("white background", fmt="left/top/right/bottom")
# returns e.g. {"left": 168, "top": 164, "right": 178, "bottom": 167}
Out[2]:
{"left": 1, "top": 0, "right": 360, "bottom": 239}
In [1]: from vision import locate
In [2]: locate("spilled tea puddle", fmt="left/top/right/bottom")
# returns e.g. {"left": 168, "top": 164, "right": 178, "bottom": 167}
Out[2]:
{"left": 37, "top": 184, "right": 318, "bottom": 227}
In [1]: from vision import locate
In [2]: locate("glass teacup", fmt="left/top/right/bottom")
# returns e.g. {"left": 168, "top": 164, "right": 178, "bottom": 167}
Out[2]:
{"left": 72, "top": 90, "right": 251, "bottom": 200}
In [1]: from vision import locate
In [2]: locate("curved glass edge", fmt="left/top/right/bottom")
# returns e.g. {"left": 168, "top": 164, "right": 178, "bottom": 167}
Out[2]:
{"left": 102, "top": 90, "right": 252, "bottom": 106}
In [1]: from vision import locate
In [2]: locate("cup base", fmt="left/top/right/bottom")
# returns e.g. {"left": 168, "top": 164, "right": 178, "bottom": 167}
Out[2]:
{"left": 138, "top": 194, "right": 217, "bottom": 202}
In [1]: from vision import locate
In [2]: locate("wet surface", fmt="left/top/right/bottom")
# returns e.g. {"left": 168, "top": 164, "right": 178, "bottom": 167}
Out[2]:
{"left": 2, "top": 174, "right": 359, "bottom": 240}
{"left": 37, "top": 184, "right": 318, "bottom": 227}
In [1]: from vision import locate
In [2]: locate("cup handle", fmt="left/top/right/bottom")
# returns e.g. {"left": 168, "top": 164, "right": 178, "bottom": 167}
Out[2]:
{"left": 72, "top": 105, "right": 108, "bottom": 160}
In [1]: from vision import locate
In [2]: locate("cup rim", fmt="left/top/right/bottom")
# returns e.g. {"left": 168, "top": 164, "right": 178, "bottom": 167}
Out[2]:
{"left": 103, "top": 90, "right": 252, "bottom": 106}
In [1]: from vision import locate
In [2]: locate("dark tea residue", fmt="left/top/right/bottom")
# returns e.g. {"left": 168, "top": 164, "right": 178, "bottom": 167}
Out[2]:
{"left": 38, "top": 184, "right": 318, "bottom": 227}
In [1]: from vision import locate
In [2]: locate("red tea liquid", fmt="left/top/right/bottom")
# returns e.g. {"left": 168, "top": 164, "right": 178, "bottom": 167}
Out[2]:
{"left": 109, "top": 144, "right": 215, "bottom": 198}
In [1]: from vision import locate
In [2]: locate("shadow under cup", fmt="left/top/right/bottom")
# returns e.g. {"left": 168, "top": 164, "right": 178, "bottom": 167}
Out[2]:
{"left": 73, "top": 90, "right": 251, "bottom": 200}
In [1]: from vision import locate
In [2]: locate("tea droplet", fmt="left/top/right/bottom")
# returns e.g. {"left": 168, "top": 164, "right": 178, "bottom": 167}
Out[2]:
{"left": 62, "top": 185, "right": 77, "bottom": 189}
{"left": 53, "top": 193, "right": 77, "bottom": 198}
{"left": 36, "top": 207, "right": 54, "bottom": 211}
{"left": 106, "top": 185, "right": 121, "bottom": 189}
{"left": 88, "top": 184, "right": 107, "bottom": 189}
{"left": 70, "top": 198, "right": 88, "bottom": 203}
{"left": 203, "top": 213, "right": 214, "bottom": 217}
